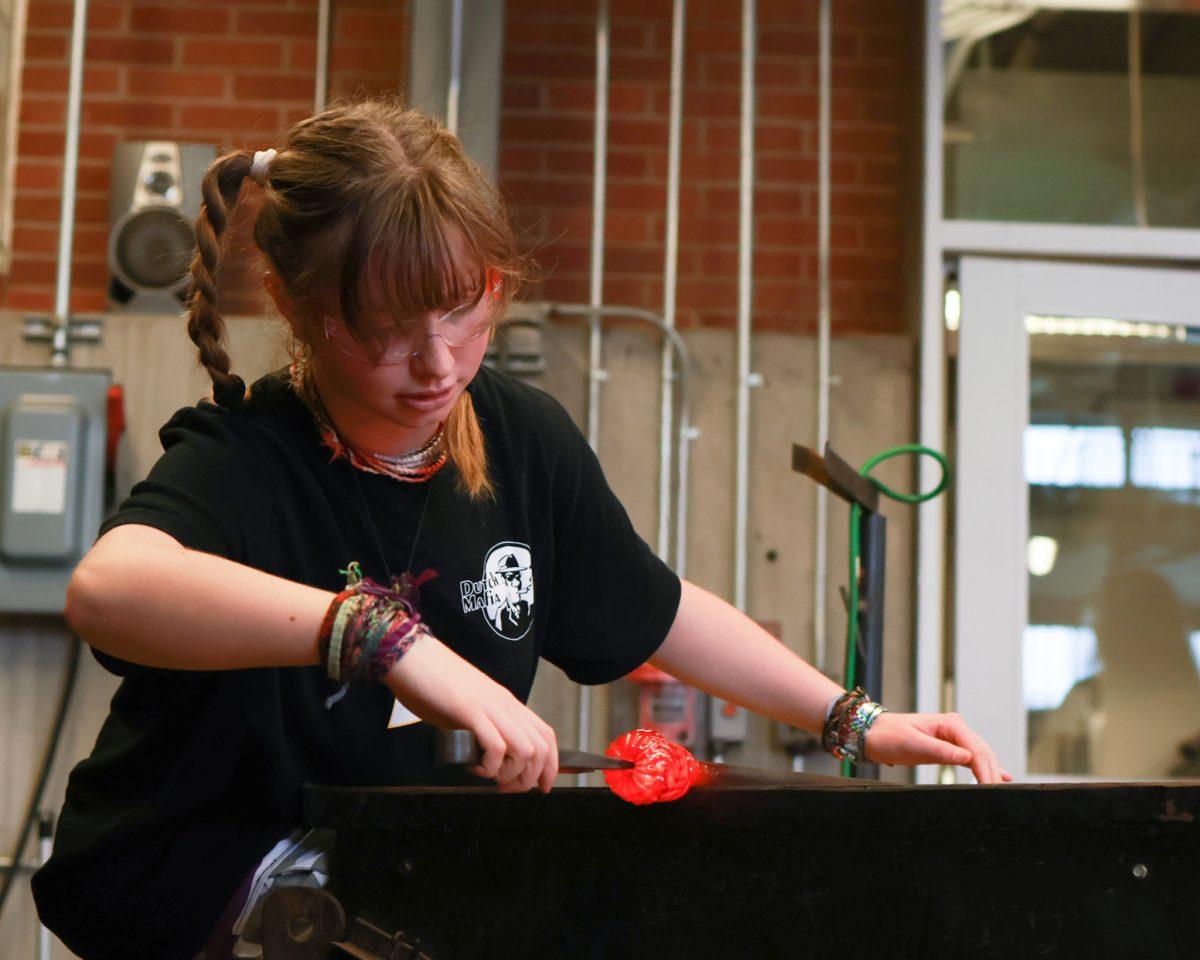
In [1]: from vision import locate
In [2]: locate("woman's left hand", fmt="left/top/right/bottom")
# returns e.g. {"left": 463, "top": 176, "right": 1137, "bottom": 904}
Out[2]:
{"left": 862, "top": 711, "right": 1013, "bottom": 784}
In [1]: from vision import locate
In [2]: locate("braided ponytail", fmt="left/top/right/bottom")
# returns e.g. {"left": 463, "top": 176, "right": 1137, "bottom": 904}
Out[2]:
{"left": 186, "top": 151, "right": 255, "bottom": 409}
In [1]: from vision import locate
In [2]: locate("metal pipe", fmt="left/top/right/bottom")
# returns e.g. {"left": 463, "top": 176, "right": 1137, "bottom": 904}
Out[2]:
{"left": 447, "top": 0, "right": 464, "bottom": 136}
{"left": 813, "top": 0, "right": 831, "bottom": 672}
{"left": 578, "top": 0, "right": 611, "bottom": 776}
{"left": 916, "top": 0, "right": 948, "bottom": 782}
{"left": 38, "top": 813, "right": 53, "bottom": 960}
{"left": 586, "top": 0, "right": 610, "bottom": 452}
{"left": 50, "top": 0, "right": 88, "bottom": 367}
{"left": 314, "top": 0, "right": 331, "bottom": 112}
{"left": 657, "top": 0, "right": 686, "bottom": 563}
{"left": 552, "top": 299, "right": 698, "bottom": 580}
{"left": 733, "top": 0, "right": 756, "bottom": 612}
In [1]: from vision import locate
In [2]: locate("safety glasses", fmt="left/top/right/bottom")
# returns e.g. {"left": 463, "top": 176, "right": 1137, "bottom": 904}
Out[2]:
{"left": 323, "top": 272, "right": 501, "bottom": 365}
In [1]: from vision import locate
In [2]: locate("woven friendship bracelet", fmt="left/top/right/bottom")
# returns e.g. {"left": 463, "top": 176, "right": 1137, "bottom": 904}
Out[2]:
{"left": 821, "top": 686, "right": 888, "bottom": 764}
{"left": 316, "top": 564, "right": 437, "bottom": 708}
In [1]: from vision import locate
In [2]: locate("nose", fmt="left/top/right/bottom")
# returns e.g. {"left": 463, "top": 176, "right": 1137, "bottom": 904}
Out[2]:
{"left": 409, "top": 331, "right": 455, "bottom": 380}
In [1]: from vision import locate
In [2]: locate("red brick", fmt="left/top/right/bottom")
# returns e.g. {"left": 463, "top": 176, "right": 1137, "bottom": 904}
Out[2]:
{"left": 17, "top": 129, "right": 65, "bottom": 157}
{"left": 83, "top": 100, "right": 174, "bottom": 128}
{"left": 4, "top": 289, "right": 55, "bottom": 310}
{"left": 19, "top": 97, "right": 66, "bottom": 125}
{"left": 27, "top": 3, "right": 124, "bottom": 31}
{"left": 336, "top": 10, "right": 406, "bottom": 42}
{"left": 289, "top": 41, "right": 316, "bottom": 71}
{"left": 126, "top": 68, "right": 226, "bottom": 98}
{"left": 15, "top": 162, "right": 62, "bottom": 190}
{"left": 11, "top": 196, "right": 61, "bottom": 223}
{"left": 179, "top": 104, "right": 279, "bottom": 131}
{"left": 11, "top": 226, "right": 61, "bottom": 254}
{"left": 25, "top": 34, "right": 68, "bottom": 61}
{"left": 237, "top": 9, "right": 318, "bottom": 36}
{"left": 182, "top": 40, "right": 283, "bottom": 69}
{"left": 131, "top": 5, "right": 231, "bottom": 33}
{"left": 87, "top": 36, "right": 175, "bottom": 65}
{"left": 233, "top": 74, "right": 316, "bottom": 102}
{"left": 21, "top": 65, "right": 120, "bottom": 94}
{"left": 503, "top": 83, "right": 541, "bottom": 111}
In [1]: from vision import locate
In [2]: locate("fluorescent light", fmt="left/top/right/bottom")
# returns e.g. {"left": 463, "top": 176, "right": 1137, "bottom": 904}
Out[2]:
{"left": 945, "top": 288, "right": 962, "bottom": 332}
{"left": 1025, "top": 314, "right": 1192, "bottom": 341}
{"left": 1027, "top": 535, "right": 1059, "bottom": 577}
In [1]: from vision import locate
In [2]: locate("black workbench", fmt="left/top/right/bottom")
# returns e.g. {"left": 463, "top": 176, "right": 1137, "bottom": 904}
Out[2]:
{"left": 273, "top": 781, "right": 1200, "bottom": 959}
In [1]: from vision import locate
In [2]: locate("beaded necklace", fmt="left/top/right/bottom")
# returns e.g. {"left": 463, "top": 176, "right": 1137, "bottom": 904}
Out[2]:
{"left": 288, "top": 356, "right": 449, "bottom": 483}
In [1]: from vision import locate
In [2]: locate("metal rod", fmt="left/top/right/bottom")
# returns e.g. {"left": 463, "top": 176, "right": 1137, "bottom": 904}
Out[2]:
{"left": 657, "top": 0, "right": 686, "bottom": 563}
{"left": 447, "top": 0, "right": 464, "bottom": 135}
{"left": 586, "top": 0, "right": 610, "bottom": 452}
{"left": 552, "top": 299, "right": 698, "bottom": 578}
{"left": 733, "top": 0, "right": 756, "bottom": 612}
{"left": 579, "top": 0, "right": 611, "bottom": 780}
{"left": 50, "top": 0, "right": 88, "bottom": 367}
{"left": 813, "top": 0, "right": 832, "bottom": 673}
{"left": 314, "top": 0, "right": 331, "bottom": 112}
{"left": 916, "top": 0, "right": 948, "bottom": 782}
{"left": 38, "top": 812, "right": 54, "bottom": 960}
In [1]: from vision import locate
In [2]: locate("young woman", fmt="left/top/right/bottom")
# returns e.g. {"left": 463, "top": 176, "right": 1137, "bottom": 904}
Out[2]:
{"left": 33, "top": 99, "right": 1009, "bottom": 960}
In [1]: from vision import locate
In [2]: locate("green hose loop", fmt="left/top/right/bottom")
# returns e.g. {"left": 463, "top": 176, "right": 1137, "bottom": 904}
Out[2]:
{"left": 841, "top": 445, "right": 950, "bottom": 777}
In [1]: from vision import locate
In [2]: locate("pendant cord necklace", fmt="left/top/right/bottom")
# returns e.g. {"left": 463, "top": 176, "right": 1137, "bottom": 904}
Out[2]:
{"left": 348, "top": 463, "right": 435, "bottom": 583}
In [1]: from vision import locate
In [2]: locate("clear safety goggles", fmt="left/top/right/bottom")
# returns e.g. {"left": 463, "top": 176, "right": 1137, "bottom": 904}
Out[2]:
{"left": 322, "top": 274, "right": 501, "bottom": 365}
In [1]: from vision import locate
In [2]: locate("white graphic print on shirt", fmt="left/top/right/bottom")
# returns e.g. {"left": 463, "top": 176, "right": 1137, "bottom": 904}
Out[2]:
{"left": 460, "top": 541, "right": 535, "bottom": 641}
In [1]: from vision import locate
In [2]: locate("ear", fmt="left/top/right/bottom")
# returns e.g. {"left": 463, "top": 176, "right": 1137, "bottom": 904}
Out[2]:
{"left": 262, "top": 270, "right": 302, "bottom": 336}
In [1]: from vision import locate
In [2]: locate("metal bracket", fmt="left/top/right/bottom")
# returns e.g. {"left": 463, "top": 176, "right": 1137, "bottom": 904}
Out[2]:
{"left": 791, "top": 442, "right": 879, "bottom": 513}
{"left": 22, "top": 314, "right": 104, "bottom": 347}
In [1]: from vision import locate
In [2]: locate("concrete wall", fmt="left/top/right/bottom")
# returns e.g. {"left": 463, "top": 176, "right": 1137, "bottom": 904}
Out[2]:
{"left": 0, "top": 311, "right": 915, "bottom": 957}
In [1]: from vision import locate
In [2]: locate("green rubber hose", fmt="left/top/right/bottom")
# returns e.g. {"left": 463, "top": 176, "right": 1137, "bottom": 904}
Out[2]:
{"left": 840, "top": 444, "right": 950, "bottom": 778}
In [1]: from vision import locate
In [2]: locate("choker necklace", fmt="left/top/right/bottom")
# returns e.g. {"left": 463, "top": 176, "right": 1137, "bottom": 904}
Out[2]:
{"left": 289, "top": 357, "right": 449, "bottom": 483}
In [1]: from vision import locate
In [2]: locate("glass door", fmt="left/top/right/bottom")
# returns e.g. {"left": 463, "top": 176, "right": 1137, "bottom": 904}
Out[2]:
{"left": 954, "top": 258, "right": 1200, "bottom": 781}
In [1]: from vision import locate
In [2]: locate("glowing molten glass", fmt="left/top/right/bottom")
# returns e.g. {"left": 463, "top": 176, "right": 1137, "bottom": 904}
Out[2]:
{"left": 603, "top": 728, "right": 703, "bottom": 805}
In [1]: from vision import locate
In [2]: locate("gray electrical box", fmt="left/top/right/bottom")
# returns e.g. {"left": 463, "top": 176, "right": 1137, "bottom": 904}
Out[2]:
{"left": 0, "top": 367, "right": 109, "bottom": 613}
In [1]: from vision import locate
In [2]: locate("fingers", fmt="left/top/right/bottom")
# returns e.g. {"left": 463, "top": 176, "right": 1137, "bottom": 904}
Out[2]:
{"left": 477, "top": 709, "right": 559, "bottom": 794}
{"left": 866, "top": 712, "right": 1012, "bottom": 784}
{"left": 929, "top": 713, "right": 1010, "bottom": 784}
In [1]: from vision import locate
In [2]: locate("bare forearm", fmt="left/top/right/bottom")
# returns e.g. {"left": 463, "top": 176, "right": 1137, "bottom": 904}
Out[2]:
{"left": 65, "top": 524, "right": 332, "bottom": 670}
{"left": 650, "top": 579, "right": 844, "bottom": 734}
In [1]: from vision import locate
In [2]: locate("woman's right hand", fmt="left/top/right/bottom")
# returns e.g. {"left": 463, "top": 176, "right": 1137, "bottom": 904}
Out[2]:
{"left": 382, "top": 633, "right": 559, "bottom": 793}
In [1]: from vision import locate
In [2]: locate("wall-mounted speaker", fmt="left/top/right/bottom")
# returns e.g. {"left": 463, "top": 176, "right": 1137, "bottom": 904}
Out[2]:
{"left": 107, "top": 140, "right": 215, "bottom": 312}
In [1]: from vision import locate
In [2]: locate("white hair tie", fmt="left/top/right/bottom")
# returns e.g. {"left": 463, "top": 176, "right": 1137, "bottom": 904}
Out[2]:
{"left": 250, "top": 148, "right": 277, "bottom": 185}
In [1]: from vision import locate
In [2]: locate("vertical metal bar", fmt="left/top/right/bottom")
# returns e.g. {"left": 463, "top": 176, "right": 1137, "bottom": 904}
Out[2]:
{"left": 50, "top": 0, "right": 88, "bottom": 367}
{"left": 733, "top": 0, "right": 756, "bottom": 611}
{"left": 657, "top": 0, "right": 685, "bottom": 562}
{"left": 314, "top": 0, "right": 331, "bottom": 112}
{"left": 447, "top": 0, "right": 464, "bottom": 135}
{"left": 579, "top": 0, "right": 611, "bottom": 777}
{"left": 858, "top": 511, "right": 887, "bottom": 705}
{"left": 37, "top": 812, "right": 54, "bottom": 960}
{"left": 813, "top": 0, "right": 832, "bottom": 672}
{"left": 586, "top": 0, "right": 610, "bottom": 452}
{"left": 916, "top": 0, "right": 947, "bottom": 783}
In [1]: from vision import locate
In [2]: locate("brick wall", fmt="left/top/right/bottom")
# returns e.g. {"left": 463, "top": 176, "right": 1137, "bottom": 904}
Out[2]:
{"left": 499, "top": 0, "right": 917, "bottom": 334}
{"left": 5, "top": 0, "right": 407, "bottom": 315}
{"left": 3, "top": 0, "right": 916, "bottom": 334}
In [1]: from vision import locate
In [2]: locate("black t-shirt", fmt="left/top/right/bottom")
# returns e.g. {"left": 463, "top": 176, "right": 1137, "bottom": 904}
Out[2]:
{"left": 32, "top": 365, "right": 681, "bottom": 960}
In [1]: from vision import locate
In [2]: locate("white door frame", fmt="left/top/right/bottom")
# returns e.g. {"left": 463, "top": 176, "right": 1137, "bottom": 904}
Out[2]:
{"left": 916, "top": 0, "right": 1200, "bottom": 782}
{"left": 953, "top": 257, "right": 1200, "bottom": 781}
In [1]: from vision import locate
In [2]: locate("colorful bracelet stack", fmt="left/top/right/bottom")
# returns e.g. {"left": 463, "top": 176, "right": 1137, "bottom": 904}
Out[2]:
{"left": 316, "top": 561, "right": 435, "bottom": 708}
{"left": 821, "top": 686, "right": 888, "bottom": 764}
